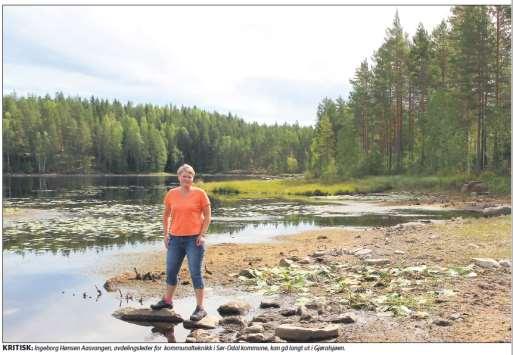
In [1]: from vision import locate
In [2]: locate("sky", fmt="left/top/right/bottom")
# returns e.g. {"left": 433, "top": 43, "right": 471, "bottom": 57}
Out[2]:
{"left": 3, "top": 5, "right": 455, "bottom": 126}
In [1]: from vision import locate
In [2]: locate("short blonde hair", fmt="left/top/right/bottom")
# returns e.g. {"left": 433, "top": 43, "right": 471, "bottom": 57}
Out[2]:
{"left": 177, "top": 164, "right": 195, "bottom": 176}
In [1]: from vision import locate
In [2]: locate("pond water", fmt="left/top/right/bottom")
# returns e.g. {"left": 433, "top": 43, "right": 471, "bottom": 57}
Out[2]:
{"left": 2, "top": 175, "right": 481, "bottom": 342}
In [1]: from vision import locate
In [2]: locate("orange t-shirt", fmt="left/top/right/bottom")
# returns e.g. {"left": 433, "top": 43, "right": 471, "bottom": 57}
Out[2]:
{"left": 164, "top": 187, "right": 211, "bottom": 236}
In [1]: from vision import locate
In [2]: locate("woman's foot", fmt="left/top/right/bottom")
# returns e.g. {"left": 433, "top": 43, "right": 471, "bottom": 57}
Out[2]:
{"left": 150, "top": 299, "right": 173, "bottom": 310}
{"left": 190, "top": 306, "right": 207, "bottom": 321}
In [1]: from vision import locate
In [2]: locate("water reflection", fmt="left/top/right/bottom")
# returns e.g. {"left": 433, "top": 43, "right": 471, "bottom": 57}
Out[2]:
{"left": 152, "top": 327, "right": 176, "bottom": 343}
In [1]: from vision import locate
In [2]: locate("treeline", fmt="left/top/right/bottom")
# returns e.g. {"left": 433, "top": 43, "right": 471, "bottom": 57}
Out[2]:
{"left": 3, "top": 93, "right": 313, "bottom": 174}
{"left": 309, "top": 6, "right": 511, "bottom": 179}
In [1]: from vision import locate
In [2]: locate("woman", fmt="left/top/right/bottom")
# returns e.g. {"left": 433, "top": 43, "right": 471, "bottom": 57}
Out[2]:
{"left": 151, "top": 164, "right": 211, "bottom": 322}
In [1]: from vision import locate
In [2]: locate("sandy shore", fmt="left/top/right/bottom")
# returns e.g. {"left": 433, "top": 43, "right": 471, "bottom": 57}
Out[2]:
{"left": 99, "top": 202, "right": 511, "bottom": 342}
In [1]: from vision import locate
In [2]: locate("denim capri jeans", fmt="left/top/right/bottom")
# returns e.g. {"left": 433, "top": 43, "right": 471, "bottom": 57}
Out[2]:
{"left": 166, "top": 235, "right": 205, "bottom": 289}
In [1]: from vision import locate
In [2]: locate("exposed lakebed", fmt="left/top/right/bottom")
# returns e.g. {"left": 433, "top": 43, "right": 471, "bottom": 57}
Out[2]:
{"left": 2, "top": 175, "right": 483, "bottom": 341}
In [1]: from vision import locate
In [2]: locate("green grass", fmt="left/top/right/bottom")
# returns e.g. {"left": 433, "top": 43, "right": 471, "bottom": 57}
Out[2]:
{"left": 198, "top": 174, "right": 510, "bottom": 200}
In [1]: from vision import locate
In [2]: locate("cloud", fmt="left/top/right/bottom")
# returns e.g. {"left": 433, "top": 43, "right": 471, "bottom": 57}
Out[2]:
{"left": 3, "top": 5, "right": 452, "bottom": 126}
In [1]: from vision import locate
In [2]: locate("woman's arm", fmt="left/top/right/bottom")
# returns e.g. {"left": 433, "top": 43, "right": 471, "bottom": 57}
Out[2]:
{"left": 197, "top": 204, "right": 211, "bottom": 246}
{"left": 163, "top": 204, "right": 172, "bottom": 248}
{"left": 200, "top": 204, "right": 211, "bottom": 235}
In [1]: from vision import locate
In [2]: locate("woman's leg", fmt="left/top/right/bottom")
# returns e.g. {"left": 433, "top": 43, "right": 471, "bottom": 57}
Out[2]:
{"left": 185, "top": 236, "right": 205, "bottom": 307}
{"left": 165, "top": 236, "right": 186, "bottom": 301}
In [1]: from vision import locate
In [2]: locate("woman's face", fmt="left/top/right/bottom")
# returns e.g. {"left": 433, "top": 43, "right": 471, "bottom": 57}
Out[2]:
{"left": 178, "top": 170, "right": 194, "bottom": 188}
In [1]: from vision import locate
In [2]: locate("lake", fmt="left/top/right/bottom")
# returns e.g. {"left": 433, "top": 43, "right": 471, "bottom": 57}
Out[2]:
{"left": 2, "top": 175, "right": 481, "bottom": 342}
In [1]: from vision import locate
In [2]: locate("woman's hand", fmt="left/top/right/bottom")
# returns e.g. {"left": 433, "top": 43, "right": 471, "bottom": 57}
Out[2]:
{"left": 164, "top": 234, "right": 170, "bottom": 249}
{"left": 196, "top": 234, "right": 206, "bottom": 247}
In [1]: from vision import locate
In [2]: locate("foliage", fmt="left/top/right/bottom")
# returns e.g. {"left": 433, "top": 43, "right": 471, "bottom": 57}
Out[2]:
{"left": 2, "top": 94, "right": 314, "bottom": 174}
{"left": 309, "top": 6, "right": 511, "bottom": 179}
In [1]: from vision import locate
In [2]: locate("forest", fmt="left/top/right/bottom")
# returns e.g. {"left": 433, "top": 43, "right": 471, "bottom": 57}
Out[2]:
{"left": 3, "top": 6, "right": 511, "bottom": 177}
{"left": 310, "top": 6, "right": 511, "bottom": 179}
{"left": 2, "top": 94, "right": 313, "bottom": 174}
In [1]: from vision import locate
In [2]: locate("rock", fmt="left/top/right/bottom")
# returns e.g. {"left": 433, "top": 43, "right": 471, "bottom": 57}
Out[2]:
{"left": 182, "top": 315, "right": 221, "bottom": 330}
{"left": 311, "top": 250, "right": 328, "bottom": 257}
{"left": 364, "top": 258, "right": 390, "bottom": 266}
{"left": 499, "top": 260, "right": 511, "bottom": 269}
{"left": 394, "top": 250, "right": 406, "bottom": 255}
{"left": 324, "top": 313, "right": 356, "bottom": 324}
{"left": 305, "top": 302, "right": 325, "bottom": 311}
{"left": 354, "top": 249, "right": 372, "bottom": 257}
{"left": 252, "top": 313, "right": 276, "bottom": 323}
{"left": 219, "top": 332, "right": 237, "bottom": 342}
{"left": 280, "top": 308, "right": 297, "bottom": 317}
{"left": 279, "top": 258, "right": 295, "bottom": 267}
{"left": 317, "top": 235, "right": 328, "bottom": 240}
{"left": 238, "top": 269, "right": 255, "bottom": 278}
{"left": 244, "top": 324, "right": 265, "bottom": 334}
{"left": 260, "top": 299, "right": 281, "bottom": 309}
{"left": 218, "top": 300, "right": 251, "bottom": 316}
{"left": 275, "top": 324, "right": 340, "bottom": 341}
{"left": 300, "top": 313, "right": 314, "bottom": 322}
{"left": 245, "top": 333, "right": 266, "bottom": 342}
{"left": 483, "top": 206, "right": 511, "bottom": 217}
{"left": 297, "top": 305, "right": 308, "bottom": 316}
{"left": 188, "top": 329, "right": 219, "bottom": 342}
{"left": 219, "top": 316, "right": 247, "bottom": 330}
{"left": 298, "top": 257, "right": 314, "bottom": 265}
{"left": 472, "top": 258, "right": 500, "bottom": 269}
{"left": 112, "top": 307, "right": 183, "bottom": 327}
{"left": 467, "top": 243, "right": 480, "bottom": 249}
{"left": 433, "top": 318, "right": 452, "bottom": 327}
{"left": 103, "top": 280, "right": 118, "bottom": 292}
{"left": 449, "top": 313, "right": 462, "bottom": 321}
{"left": 411, "top": 311, "right": 429, "bottom": 320}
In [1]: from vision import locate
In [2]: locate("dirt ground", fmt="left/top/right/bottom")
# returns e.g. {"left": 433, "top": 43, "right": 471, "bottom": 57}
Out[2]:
{"left": 99, "top": 198, "right": 511, "bottom": 343}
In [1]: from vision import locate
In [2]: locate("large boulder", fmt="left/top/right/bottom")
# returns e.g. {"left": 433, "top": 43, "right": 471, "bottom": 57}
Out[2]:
{"left": 275, "top": 324, "right": 340, "bottom": 341}
{"left": 112, "top": 307, "right": 183, "bottom": 327}
{"left": 217, "top": 300, "right": 251, "bottom": 316}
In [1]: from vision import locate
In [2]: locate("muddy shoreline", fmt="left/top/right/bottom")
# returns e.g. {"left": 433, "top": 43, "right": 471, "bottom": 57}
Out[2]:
{"left": 100, "top": 197, "right": 511, "bottom": 342}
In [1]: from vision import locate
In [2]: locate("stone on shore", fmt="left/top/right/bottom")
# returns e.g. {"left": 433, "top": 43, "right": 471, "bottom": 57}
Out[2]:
{"left": 280, "top": 308, "right": 297, "bottom": 317}
{"left": 112, "top": 307, "right": 183, "bottom": 327}
{"left": 364, "top": 258, "right": 390, "bottom": 266}
{"left": 433, "top": 318, "right": 452, "bottom": 327}
{"left": 499, "top": 260, "right": 511, "bottom": 269}
{"left": 260, "top": 299, "right": 281, "bottom": 309}
{"left": 219, "top": 316, "right": 247, "bottom": 330}
{"left": 354, "top": 248, "right": 372, "bottom": 257}
{"left": 472, "top": 258, "right": 500, "bottom": 269}
{"left": 238, "top": 269, "right": 256, "bottom": 278}
{"left": 186, "top": 329, "right": 219, "bottom": 342}
{"left": 322, "top": 313, "right": 356, "bottom": 324}
{"left": 244, "top": 324, "right": 265, "bottom": 334}
{"left": 218, "top": 300, "right": 251, "bottom": 316}
{"left": 279, "top": 258, "right": 295, "bottom": 267}
{"left": 182, "top": 315, "right": 221, "bottom": 330}
{"left": 275, "top": 324, "right": 340, "bottom": 341}
{"left": 482, "top": 206, "right": 511, "bottom": 217}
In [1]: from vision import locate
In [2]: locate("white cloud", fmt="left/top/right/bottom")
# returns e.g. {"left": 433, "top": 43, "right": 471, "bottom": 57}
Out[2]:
{"left": 3, "top": 5, "right": 452, "bottom": 126}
